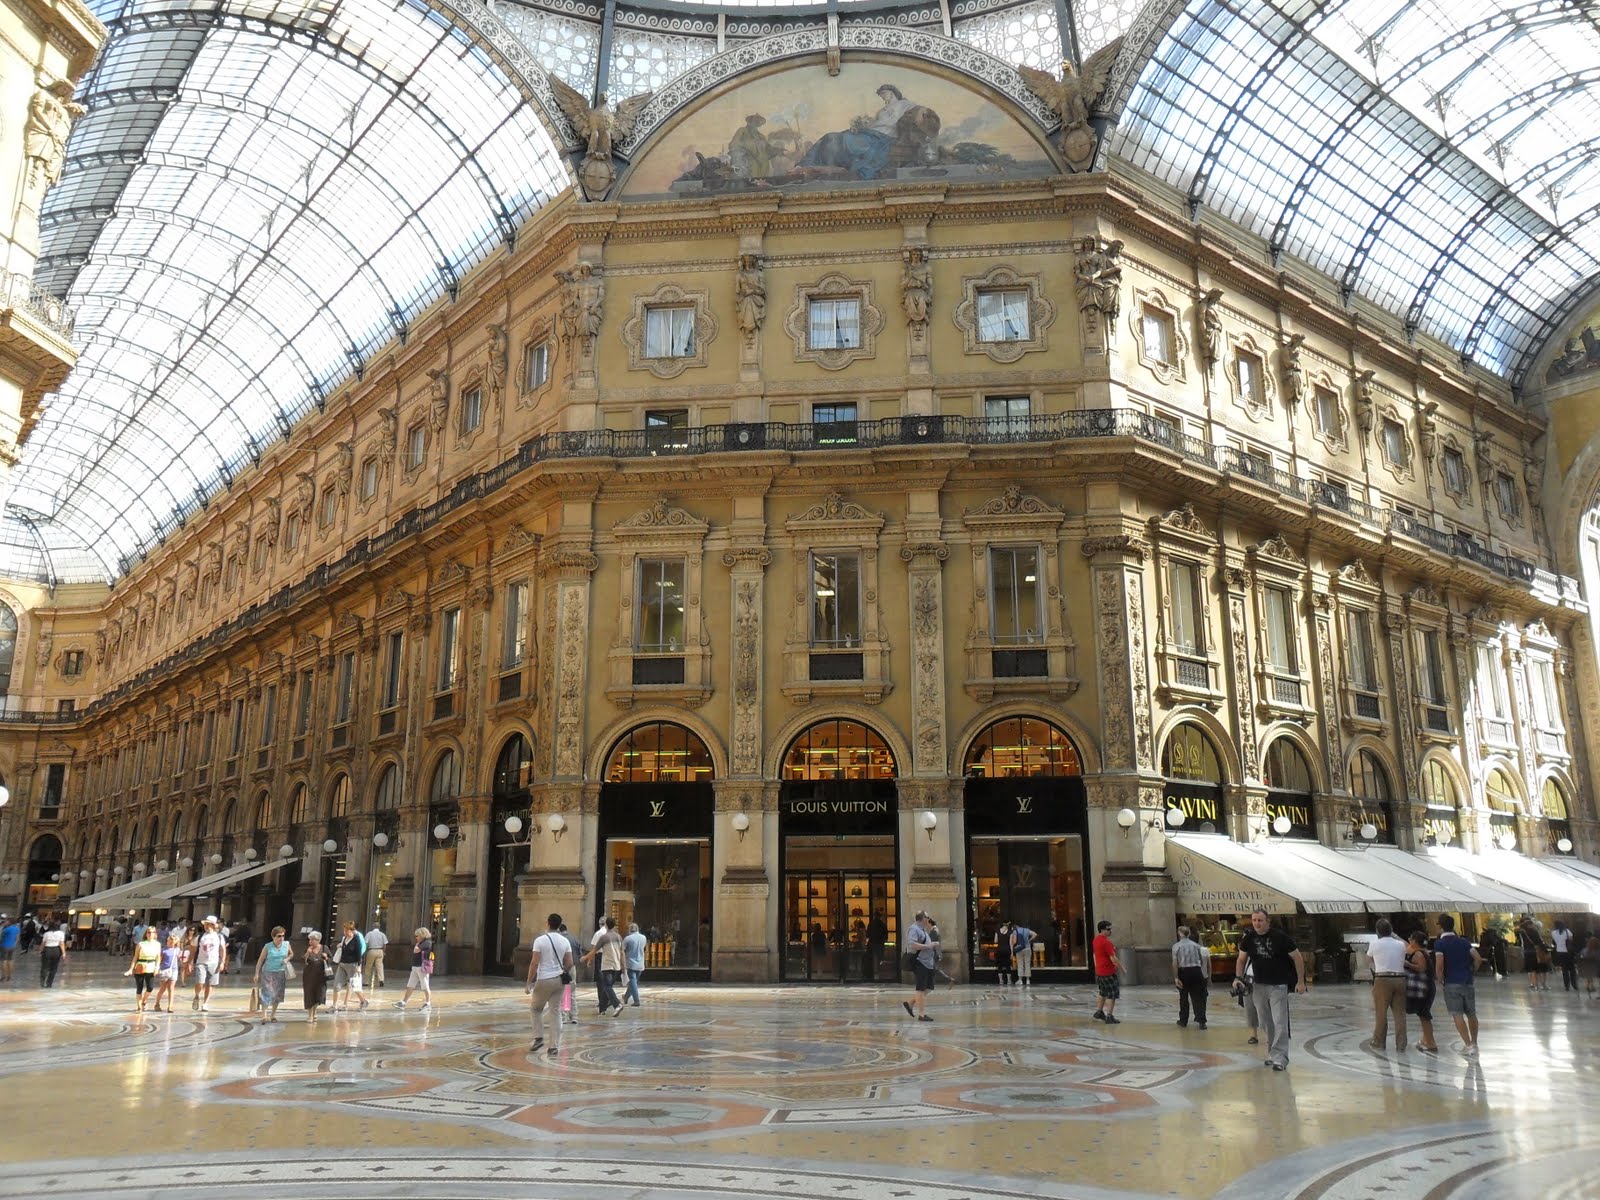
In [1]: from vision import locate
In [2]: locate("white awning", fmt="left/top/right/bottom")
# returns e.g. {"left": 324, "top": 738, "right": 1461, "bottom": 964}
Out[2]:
{"left": 1166, "top": 834, "right": 1376, "bottom": 915}
{"left": 1543, "top": 857, "right": 1600, "bottom": 890}
{"left": 165, "top": 858, "right": 296, "bottom": 900}
{"left": 1430, "top": 848, "right": 1600, "bottom": 915}
{"left": 67, "top": 871, "right": 178, "bottom": 911}
{"left": 1272, "top": 842, "right": 1523, "bottom": 914}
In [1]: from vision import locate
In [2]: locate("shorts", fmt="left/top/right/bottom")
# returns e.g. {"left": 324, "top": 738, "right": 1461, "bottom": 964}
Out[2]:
{"left": 1096, "top": 974, "right": 1121, "bottom": 1001}
{"left": 158, "top": 967, "right": 179, "bottom": 983}
{"left": 194, "top": 962, "right": 221, "bottom": 986}
{"left": 912, "top": 962, "right": 936, "bottom": 993}
{"left": 406, "top": 966, "right": 431, "bottom": 990}
{"left": 1443, "top": 982, "right": 1477, "bottom": 1017}
{"left": 0, "top": 948, "right": 13, "bottom": 962}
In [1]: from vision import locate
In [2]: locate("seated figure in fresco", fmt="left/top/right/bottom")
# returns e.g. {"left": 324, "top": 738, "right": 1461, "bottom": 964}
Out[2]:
{"left": 797, "top": 84, "right": 941, "bottom": 180}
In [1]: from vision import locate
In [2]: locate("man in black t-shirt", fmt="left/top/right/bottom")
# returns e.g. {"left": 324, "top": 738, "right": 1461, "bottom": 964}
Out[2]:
{"left": 1234, "top": 907, "right": 1306, "bottom": 1071}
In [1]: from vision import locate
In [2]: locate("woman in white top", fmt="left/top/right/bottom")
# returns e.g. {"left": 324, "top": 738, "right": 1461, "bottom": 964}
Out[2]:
{"left": 39, "top": 922, "right": 67, "bottom": 987}
{"left": 525, "top": 913, "right": 574, "bottom": 1058}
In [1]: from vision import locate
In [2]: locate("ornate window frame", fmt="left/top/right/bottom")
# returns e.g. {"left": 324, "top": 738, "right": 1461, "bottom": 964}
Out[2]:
{"left": 1310, "top": 373, "right": 1347, "bottom": 452}
{"left": 782, "top": 272, "right": 884, "bottom": 371}
{"left": 402, "top": 416, "right": 430, "bottom": 484}
{"left": 1228, "top": 332, "right": 1275, "bottom": 422}
{"left": 1405, "top": 585, "right": 1456, "bottom": 745}
{"left": 1149, "top": 502, "right": 1222, "bottom": 707}
{"left": 1129, "top": 286, "right": 1187, "bottom": 386}
{"left": 1493, "top": 469, "right": 1524, "bottom": 527}
{"left": 1520, "top": 620, "right": 1568, "bottom": 762}
{"left": 518, "top": 321, "right": 554, "bottom": 409}
{"left": 782, "top": 493, "right": 891, "bottom": 705}
{"left": 959, "top": 486, "right": 1076, "bottom": 703}
{"left": 455, "top": 364, "right": 487, "bottom": 451}
{"left": 952, "top": 264, "right": 1055, "bottom": 364}
{"left": 1247, "top": 534, "right": 1313, "bottom": 721}
{"left": 622, "top": 283, "right": 717, "bottom": 380}
{"left": 1438, "top": 435, "right": 1470, "bottom": 506}
{"left": 604, "top": 499, "right": 713, "bottom": 708}
{"left": 356, "top": 455, "right": 380, "bottom": 513}
{"left": 1330, "top": 559, "right": 1385, "bottom": 732}
{"left": 1377, "top": 403, "right": 1415, "bottom": 482}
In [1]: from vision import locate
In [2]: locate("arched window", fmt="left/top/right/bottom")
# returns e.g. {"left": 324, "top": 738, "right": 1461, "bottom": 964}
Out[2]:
{"left": 1421, "top": 759, "right": 1460, "bottom": 846}
{"left": 328, "top": 774, "right": 350, "bottom": 818}
{"left": 289, "top": 783, "right": 309, "bottom": 824}
{"left": 1543, "top": 778, "right": 1574, "bottom": 855}
{"left": 963, "top": 717, "right": 1081, "bottom": 778}
{"left": 493, "top": 734, "right": 532, "bottom": 797}
{"left": 1485, "top": 767, "right": 1520, "bottom": 850}
{"left": 252, "top": 791, "right": 270, "bottom": 830}
{"left": 429, "top": 750, "right": 461, "bottom": 804}
{"left": 0, "top": 604, "right": 15, "bottom": 697}
{"left": 1348, "top": 750, "right": 1395, "bottom": 844}
{"left": 1160, "top": 724, "right": 1227, "bottom": 834}
{"left": 1262, "top": 738, "right": 1315, "bottom": 838}
{"left": 373, "top": 763, "right": 401, "bottom": 811}
{"left": 606, "top": 722, "right": 716, "bottom": 783}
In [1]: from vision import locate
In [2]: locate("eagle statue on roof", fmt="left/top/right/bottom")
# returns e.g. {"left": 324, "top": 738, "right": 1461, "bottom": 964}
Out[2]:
{"left": 548, "top": 77, "right": 653, "bottom": 200}
{"left": 1017, "top": 37, "right": 1123, "bottom": 173}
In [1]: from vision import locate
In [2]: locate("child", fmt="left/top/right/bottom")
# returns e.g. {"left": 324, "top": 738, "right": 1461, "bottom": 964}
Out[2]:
{"left": 154, "top": 932, "right": 183, "bottom": 1013}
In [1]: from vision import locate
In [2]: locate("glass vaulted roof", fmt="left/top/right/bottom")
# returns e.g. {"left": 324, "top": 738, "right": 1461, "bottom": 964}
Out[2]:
{"left": 4, "top": 0, "right": 567, "bottom": 582}
{"left": 1113, "top": 0, "right": 1600, "bottom": 380}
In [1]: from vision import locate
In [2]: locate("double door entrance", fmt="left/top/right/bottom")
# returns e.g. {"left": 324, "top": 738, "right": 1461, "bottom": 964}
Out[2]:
{"left": 781, "top": 835, "right": 898, "bottom": 982}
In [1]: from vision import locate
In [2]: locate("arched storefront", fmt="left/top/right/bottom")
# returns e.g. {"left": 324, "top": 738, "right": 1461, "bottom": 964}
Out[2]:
{"left": 1543, "top": 779, "right": 1575, "bottom": 855}
{"left": 599, "top": 722, "right": 714, "bottom": 976}
{"left": 1422, "top": 759, "right": 1460, "bottom": 846}
{"left": 27, "top": 834, "right": 62, "bottom": 912}
{"left": 1486, "top": 768, "right": 1521, "bottom": 851}
{"left": 963, "top": 716, "right": 1089, "bottom": 976}
{"left": 779, "top": 718, "right": 897, "bottom": 982}
{"left": 369, "top": 763, "right": 401, "bottom": 930}
{"left": 425, "top": 750, "right": 462, "bottom": 945}
{"left": 1348, "top": 750, "right": 1396, "bottom": 845}
{"left": 484, "top": 733, "right": 532, "bottom": 974}
{"left": 1262, "top": 738, "right": 1316, "bottom": 840}
{"left": 318, "top": 775, "right": 351, "bottom": 936}
{"left": 1162, "top": 724, "right": 1228, "bottom": 835}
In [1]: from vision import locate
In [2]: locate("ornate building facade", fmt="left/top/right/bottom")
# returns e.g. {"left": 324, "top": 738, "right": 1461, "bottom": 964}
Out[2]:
{"left": 0, "top": 4, "right": 1594, "bottom": 979}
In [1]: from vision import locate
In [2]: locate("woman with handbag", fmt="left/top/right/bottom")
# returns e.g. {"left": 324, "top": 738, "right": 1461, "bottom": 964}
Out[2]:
{"left": 301, "top": 931, "right": 329, "bottom": 1025}
{"left": 253, "top": 926, "right": 294, "bottom": 1024}
{"left": 1403, "top": 930, "right": 1439, "bottom": 1053}
{"left": 526, "top": 913, "right": 574, "bottom": 1057}
{"left": 394, "top": 927, "right": 434, "bottom": 1010}
{"left": 125, "top": 925, "right": 161, "bottom": 1013}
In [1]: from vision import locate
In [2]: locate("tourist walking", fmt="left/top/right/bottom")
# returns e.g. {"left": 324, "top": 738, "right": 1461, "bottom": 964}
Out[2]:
{"left": 622, "top": 922, "right": 647, "bottom": 1007}
{"left": 253, "top": 926, "right": 293, "bottom": 1023}
{"left": 393, "top": 927, "right": 434, "bottom": 1010}
{"left": 526, "top": 913, "right": 574, "bottom": 1057}
{"left": 1235, "top": 908, "right": 1306, "bottom": 1070}
{"left": 126, "top": 925, "right": 161, "bottom": 1012}
{"left": 1518, "top": 920, "right": 1550, "bottom": 990}
{"left": 1170, "top": 925, "right": 1209, "bottom": 1029}
{"left": 1404, "top": 930, "right": 1439, "bottom": 1052}
{"left": 560, "top": 923, "right": 582, "bottom": 1025}
{"left": 363, "top": 923, "right": 388, "bottom": 989}
{"left": 1012, "top": 922, "right": 1034, "bottom": 989}
{"left": 1551, "top": 921, "right": 1579, "bottom": 992}
{"left": 153, "top": 932, "right": 182, "bottom": 1012}
{"left": 301, "top": 931, "right": 328, "bottom": 1024}
{"left": 993, "top": 921, "right": 1013, "bottom": 987}
{"left": 1479, "top": 925, "right": 1507, "bottom": 980}
{"left": 1366, "top": 918, "right": 1408, "bottom": 1052}
{"left": 0, "top": 914, "right": 19, "bottom": 983}
{"left": 1091, "top": 920, "right": 1122, "bottom": 1025}
{"left": 1433, "top": 914, "right": 1482, "bottom": 1056}
{"left": 1230, "top": 960, "right": 1260, "bottom": 1045}
{"left": 902, "top": 910, "right": 938, "bottom": 1022}
{"left": 191, "top": 916, "right": 227, "bottom": 1012}
{"left": 330, "top": 922, "right": 367, "bottom": 1012}
{"left": 1579, "top": 931, "right": 1600, "bottom": 997}
{"left": 38, "top": 921, "right": 67, "bottom": 987}
{"left": 584, "top": 917, "right": 625, "bottom": 1016}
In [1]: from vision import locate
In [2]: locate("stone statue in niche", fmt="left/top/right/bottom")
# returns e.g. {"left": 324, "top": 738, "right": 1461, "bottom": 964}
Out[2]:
{"left": 1199, "top": 288, "right": 1224, "bottom": 372}
{"left": 1417, "top": 401, "right": 1438, "bottom": 464}
{"left": 547, "top": 77, "right": 653, "bottom": 200}
{"left": 485, "top": 324, "right": 508, "bottom": 397}
{"left": 734, "top": 253, "right": 766, "bottom": 338}
{"left": 377, "top": 407, "right": 397, "bottom": 465}
{"left": 295, "top": 471, "right": 315, "bottom": 517}
{"left": 1074, "top": 237, "right": 1122, "bottom": 352}
{"left": 335, "top": 441, "right": 354, "bottom": 496}
{"left": 1353, "top": 370, "right": 1376, "bottom": 435}
{"left": 427, "top": 369, "right": 449, "bottom": 431}
{"left": 24, "top": 81, "right": 85, "bottom": 195}
{"left": 1016, "top": 39, "right": 1123, "bottom": 172}
{"left": 901, "top": 247, "right": 931, "bottom": 329}
{"left": 1473, "top": 431, "right": 1495, "bottom": 486}
{"left": 1281, "top": 333, "right": 1305, "bottom": 407}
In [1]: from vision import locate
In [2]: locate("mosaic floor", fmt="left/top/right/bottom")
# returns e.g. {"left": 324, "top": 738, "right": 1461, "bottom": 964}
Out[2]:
{"left": 1, "top": 956, "right": 1596, "bottom": 1199}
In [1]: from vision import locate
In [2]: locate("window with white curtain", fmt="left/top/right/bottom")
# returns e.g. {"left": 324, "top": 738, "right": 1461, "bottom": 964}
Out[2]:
{"left": 976, "top": 290, "right": 1029, "bottom": 341}
{"left": 644, "top": 306, "right": 697, "bottom": 357}
{"left": 808, "top": 298, "right": 861, "bottom": 350}
{"left": 1263, "top": 586, "right": 1296, "bottom": 672}
{"left": 1168, "top": 560, "right": 1201, "bottom": 652}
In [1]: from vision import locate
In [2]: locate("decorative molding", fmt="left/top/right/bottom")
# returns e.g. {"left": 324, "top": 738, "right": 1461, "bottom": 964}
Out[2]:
{"left": 789, "top": 492, "right": 883, "bottom": 527}
{"left": 1251, "top": 533, "right": 1303, "bottom": 566}
{"left": 965, "top": 485, "right": 1060, "bottom": 519}
{"left": 1080, "top": 535, "right": 1147, "bottom": 560}
{"left": 1154, "top": 501, "right": 1209, "bottom": 538}
{"left": 1227, "top": 331, "right": 1275, "bottom": 423}
{"left": 1336, "top": 559, "right": 1376, "bottom": 588}
{"left": 952, "top": 264, "right": 1055, "bottom": 364}
{"left": 616, "top": 498, "right": 706, "bottom": 531}
{"left": 1129, "top": 285, "right": 1188, "bottom": 386}
{"left": 782, "top": 271, "right": 884, "bottom": 371}
{"left": 621, "top": 282, "right": 717, "bottom": 379}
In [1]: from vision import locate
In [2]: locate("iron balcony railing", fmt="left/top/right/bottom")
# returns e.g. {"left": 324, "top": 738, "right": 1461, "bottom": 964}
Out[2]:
{"left": 0, "top": 266, "right": 75, "bottom": 339}
{"left": 2, "top": 408, "right": 1561, "bottom": 727}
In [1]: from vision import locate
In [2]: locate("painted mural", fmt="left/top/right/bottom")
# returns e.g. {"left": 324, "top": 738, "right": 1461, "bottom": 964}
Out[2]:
{"left": 1546, "top": 301, "right": 1600, "bottom": 384}
{"left": 620, "top": 61, "right": 1055, "bottom": 198}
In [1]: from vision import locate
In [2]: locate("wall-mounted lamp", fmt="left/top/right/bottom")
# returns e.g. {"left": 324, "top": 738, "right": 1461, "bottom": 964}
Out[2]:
{"left": 278, "top": 844, "right": 294, "bottom": 859}
{"left": 1556, "top": 836, "right": 1574, "bottom": 854}
{"left": 113, "top": 865, "right": 124, "bottom": 876}
{"left": 78, "top": 869, "right": 90, "bottom": 879}
{"left": 1496, "top": 831, "right": 1517, "bottom": 851}
{"left": 155, "top": 860, "right": 169, "bottom": 872}
{"left": 50, "top": 873, "right": 59, "bottom": 883}
{"left": 1345, "top": 822, "right": 1378, "bottom": 849}
{"left": 322, "top": 839, "right": 339, "bottom": 855}
{"left": 372, "top": 832, "right": 390, "bottom": 850}
{"left": 180, "top": 857, "right": 194, "bottom": 869}
{"left": 95, "top": 867, "right": 107, "bottom": 877}
{"left": 1115, "top": 807, "right": 1137, "bottom": 831}
{"left": 133, "top": 862, "right": 146, "bottom": 874}
{"left": 731, "top": 812, "right": 751, "bottom": 842}
{"left": 209, "top": 853, "right": 223, "bottom": 865}
{"left": 1270, "top": 814, "right": 1293, "bottom": 837}
{"left": 433, "top": 823, "right": 452, "bottom": 842}
{"left": 548, "top": 813, "right": 566, "bottom": 843}
{"left": 1166, "top": 808, "right": 1187, "bottom": 829}
{"left": 919, "top": 810, "right": 938, "bottom": 841}
{"left": 503, "top": 815, "right": 524, "bottom": 841}
{"left": 243, "top": 848, "right": 258, "bottom": 861}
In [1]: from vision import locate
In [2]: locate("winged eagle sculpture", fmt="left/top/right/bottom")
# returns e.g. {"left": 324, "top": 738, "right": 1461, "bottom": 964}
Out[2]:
{"left": 548, "top": 76, "right": 653, "bottom": 200}
{"left": 1017, "top": 37, "right": 1123, "bottom": 173}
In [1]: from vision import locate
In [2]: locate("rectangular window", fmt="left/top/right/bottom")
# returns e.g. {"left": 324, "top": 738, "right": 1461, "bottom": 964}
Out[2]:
{"left": 502, "top": 581, "right": 529, "bottom": 667}
{"left": 382, "top": 631, "right": 404, "bottom": 709}
{"left": 334, "top": 651, "right": 355, "bottom": 725}
{"left": 359, "top": 457, "right": 379, "bottom": 500}
{"left": 1263, "top": 586, "right": 1297, "bottom": 672}
{"left": 523, "top": 340, "right": 549, "bottom": 391}
{"left": 284, "top": 512, "right": 302, "bottom": 552}
{"left": 644, "top": 306, "right": 696, "bottom": 357}
{"left": 810, "top": 552, "right": 861, "bottom": 646}
{"left": 645, "top": 409, "right": 689, "bottom": 452}
{"left": 318, "top": 486, "right": 338, "bottom": 528}
{"left": 1141, "top": 305, "right": 1175, "bottom": 364}
{"left": 976, "top": 289, "right": 1029, "bottom": 342}
{"left": 1530, "top": 659, "right": 1555, "bottom": 726}
{"left": 229, "top": 698, "right": 246, "bottom": 756}
{"left": 808, "top": 297, "right": 861, "bottom": 350}
{"left": 56, "top": 698, "right": 74, "bottom": 714}
{"left": 437, "top": 607, "right": 461, "bottom": 692}
{"left": 460, "top": 386, "right": 483, "bottom": 434}
{"left": 62, "top": 650, "right": 84, "bottom": 676}
{"left": 984, "top": 395, "right": 1030, "bottom": 435}
{"left": 176, "top": 720, "right": 190, "bottom": 770}
{"left": 1495, "top": 472, "right": 1520, "bottom": 517}
{"left": 1477, "top": 644, "right": 1508, "bottom": 718}
{"left": 636, "top": 559, "right": 686, "bottom": 651}
{"left": 1346, "top": 609, "right": 1377, "bottom": 691}
{"left": 1442, "top": 448, "right": 1467, "bottom": 494}
{"left": 258, "top": 685, "right": 277, "bottom": 746}
{"left": 406, "top": 423, "right": 426, "bottom": 471}
{"left": 41, "top": 763, "right": 65, "bottom": 814}
{"left": 990, "top": 546, "right": 1042, "bottom": 644}
{"left": 813, "top": 401, "right": 857, "bottom": 446}
{"left": 199, "top": 711, "right": 215, "bottom": 765}
{"left": 1237, "top": 351, "right": 1265, "bottom": 405}
{"left": 1382, "top": 418, "right": 1407, "bottom": 466}
{"left": 1168, "top": 560, "right": 1202, "bottom": 653}
{"left": 295, "top": 670, "right": 314, "bottom": 735}
{"left": 1314, "top": 387, "right": 1340, "bottom": 436}
{"left": 1417, "top": 630, "right": 1447, "bottom": 704}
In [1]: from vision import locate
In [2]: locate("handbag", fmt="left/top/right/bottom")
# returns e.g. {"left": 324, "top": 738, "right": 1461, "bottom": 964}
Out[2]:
{"left": 903, "top": 951, "right": 919, "bottom": 971}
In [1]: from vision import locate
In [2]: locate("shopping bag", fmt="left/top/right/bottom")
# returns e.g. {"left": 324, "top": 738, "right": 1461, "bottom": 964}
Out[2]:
{"left": 248, "top": 986, "right": 260, "bottom": 1013}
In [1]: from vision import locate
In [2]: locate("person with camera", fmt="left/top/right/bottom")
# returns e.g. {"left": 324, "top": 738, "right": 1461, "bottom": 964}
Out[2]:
{"left": 526, "top": 912, "right": 575, "bottom": 1057}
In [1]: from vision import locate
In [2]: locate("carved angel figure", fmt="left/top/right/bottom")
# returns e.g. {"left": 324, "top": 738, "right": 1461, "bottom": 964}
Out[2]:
{"left": 427, "top": 369, "right": 450, "bottom": 431}
{"left": 486, "top": 323, "right": 508, "bottom": 396}
{"left": 548, "top": 79, "right": 653, "bottom": 162}
{"left": 25, "top": 82, "right": 85, "bottom": 194}
{"left": 1281, "top": 332, "right": 1305, "bottom": 407}
{"left": 901, "top": 247, "right": 931, "bottom": 327}
{"left": 1017, "top": 39, "right": 1122, "bottom": 171}
{"left": 735, "top": 254, "right": 766, "bottom": 337}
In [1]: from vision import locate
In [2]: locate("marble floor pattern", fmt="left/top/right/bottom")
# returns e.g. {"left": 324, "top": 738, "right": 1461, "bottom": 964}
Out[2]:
{"left": 1, "top": 958, "right": 1596, "bottom": 1199}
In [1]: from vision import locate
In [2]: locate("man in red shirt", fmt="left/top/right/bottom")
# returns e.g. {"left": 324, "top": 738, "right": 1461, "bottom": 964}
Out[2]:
{"left": 1092, "top": 919, "right": 1122, "bottom": 1025}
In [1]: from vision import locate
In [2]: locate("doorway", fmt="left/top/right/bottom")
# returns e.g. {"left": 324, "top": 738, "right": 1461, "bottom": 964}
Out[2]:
{"left": 782, "top": 836, "right": 898, "bottom": 982}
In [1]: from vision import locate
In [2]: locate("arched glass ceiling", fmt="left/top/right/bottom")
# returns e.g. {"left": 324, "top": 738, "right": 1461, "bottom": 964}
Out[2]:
{"left": 1111, "top": 0, "right": 1600, "bottom": 383}
{"left": 4, "top": 0, "right": 568, "bottom": 582}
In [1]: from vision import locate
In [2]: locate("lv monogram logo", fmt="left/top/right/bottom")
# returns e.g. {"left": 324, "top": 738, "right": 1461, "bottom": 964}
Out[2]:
{"left": 1015, "top": 795, "right": 1034, "bottom": 815}
{"left": 1011, "top": 864, "right": 1035, "bottom": 887}
{"left": 656, "top": 867, "right": 680, "bottom": 891}
{"left": 649, "top": 799, "right": 666, "bottom": 818}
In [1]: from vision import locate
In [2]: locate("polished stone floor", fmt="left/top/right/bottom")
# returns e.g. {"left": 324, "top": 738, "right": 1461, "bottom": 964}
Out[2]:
{"left": 0, "top": 955, "right": 1596, "bottom": 1199}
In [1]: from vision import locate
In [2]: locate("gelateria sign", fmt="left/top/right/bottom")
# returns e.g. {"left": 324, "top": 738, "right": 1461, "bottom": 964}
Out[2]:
{"left": 1166, "top": 846, "right": 1295, "bottom": 915}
